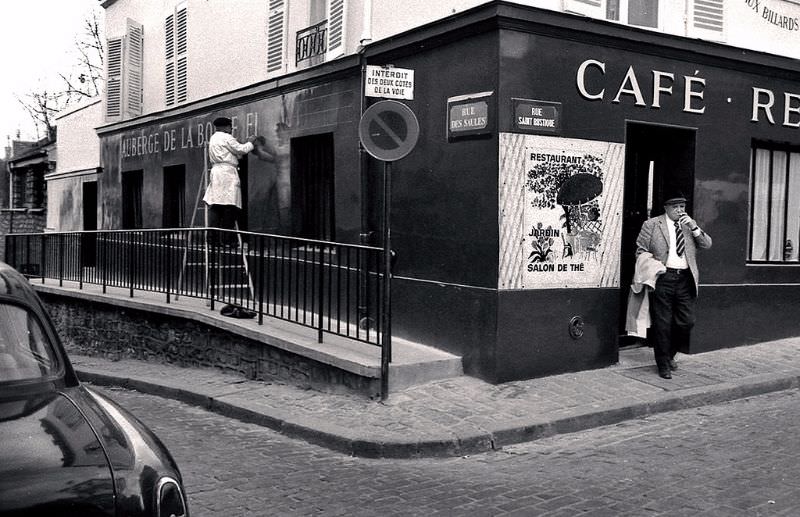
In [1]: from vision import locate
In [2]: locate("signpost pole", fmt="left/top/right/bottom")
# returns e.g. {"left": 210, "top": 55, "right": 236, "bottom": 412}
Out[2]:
{"left": 381, "top": 160, "right": 392, "bottom": 400}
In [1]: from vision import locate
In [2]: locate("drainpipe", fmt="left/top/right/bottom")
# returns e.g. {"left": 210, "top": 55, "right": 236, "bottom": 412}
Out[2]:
{"left": 358, "top": 0, "right": 373, "bottom": 329}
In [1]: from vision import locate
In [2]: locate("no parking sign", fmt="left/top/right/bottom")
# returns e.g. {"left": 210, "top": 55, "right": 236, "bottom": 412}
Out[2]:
{"left": 358, "top": 100, "right": 419, "bottom": 162}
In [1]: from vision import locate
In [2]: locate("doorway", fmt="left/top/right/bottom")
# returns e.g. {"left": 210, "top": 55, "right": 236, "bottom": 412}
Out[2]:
{"left": 618, "top": 122, "right": 696, "bottom": 346}
{"left": 81, "top": 181, "right": 98, "bottom": 268}
{"left": 291, "top": 133, "right": 335, "bottom": 241}
{"left": 162, "top": 164, "right": 186, "bottom": 228}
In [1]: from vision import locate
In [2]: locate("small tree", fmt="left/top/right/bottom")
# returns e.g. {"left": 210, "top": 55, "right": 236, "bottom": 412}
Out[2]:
{"left": 16, "top": 9, "right": 104, "bottom": 140}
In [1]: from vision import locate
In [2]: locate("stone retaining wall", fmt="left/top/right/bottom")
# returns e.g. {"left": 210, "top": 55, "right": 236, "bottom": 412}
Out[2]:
{"left": 40, "top": 292, "right": 380, "bottom": 398}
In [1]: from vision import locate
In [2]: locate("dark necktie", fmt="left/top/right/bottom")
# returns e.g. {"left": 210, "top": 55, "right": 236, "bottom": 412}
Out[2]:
{"left": 675, "top": 221, "right": 685, "bottom": 257}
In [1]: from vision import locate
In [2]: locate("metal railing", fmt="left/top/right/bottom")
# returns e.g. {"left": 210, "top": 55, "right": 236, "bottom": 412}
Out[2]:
{"left": 296, "top": 19, "right": 327, "bottom": 64}
{"left": 4, "top": 228, "right": 388, "bottom": 349}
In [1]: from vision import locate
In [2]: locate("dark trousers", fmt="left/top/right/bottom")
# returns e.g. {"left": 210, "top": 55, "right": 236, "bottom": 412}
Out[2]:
{"left": 207, "top": 204, "right": 240, "bottom": 246}
{"left": 649, "top": 268, "right": 696, "bottom": 369}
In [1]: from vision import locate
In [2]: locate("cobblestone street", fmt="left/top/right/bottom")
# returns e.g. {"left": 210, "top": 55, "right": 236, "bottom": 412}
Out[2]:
{"left": 96, "top": 385, "right": 800, "bottom": 516}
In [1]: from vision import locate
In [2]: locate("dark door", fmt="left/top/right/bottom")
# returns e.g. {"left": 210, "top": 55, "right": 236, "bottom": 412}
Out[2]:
{"left": 291, "top": 133, "right": 335, "bottom": 241}
{"left": 162, "top": 165, "right": 185, "bottom": 228}
{"left": 81, "top": 182, "right": 98, "bottom": 267}
{"left": 619, "top": 122, "right": 696, "bottom": 345}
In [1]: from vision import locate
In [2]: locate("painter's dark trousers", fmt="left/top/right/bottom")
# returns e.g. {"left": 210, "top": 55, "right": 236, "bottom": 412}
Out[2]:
{"left": 649, "top": 268, "right": 696, "bottom": 369}
{"left": 208, "top": 204, "right": 240, "bottom": 247}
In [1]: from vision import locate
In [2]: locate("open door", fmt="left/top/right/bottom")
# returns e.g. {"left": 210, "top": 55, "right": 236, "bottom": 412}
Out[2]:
{"left": 619, "top": 122, "right": 696, "bottom": 346}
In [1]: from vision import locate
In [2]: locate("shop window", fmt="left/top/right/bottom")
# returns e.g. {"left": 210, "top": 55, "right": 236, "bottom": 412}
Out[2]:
{"left": 607, "top": 0, "right": 659, "bottom": 28}
{"left": 122, "top": 170, "right": 144, "bottom": 229}
{"left": 165, "top": 2, "right": 188, "bottom": 106}
{"left": 11, "top": 171, "right": 25, "bottom": 208}
{"left": 163, "top": 165, "right": 185, "bottom": 228}
{"left": 749, "top": 146, "right": 800, "bottom": 263}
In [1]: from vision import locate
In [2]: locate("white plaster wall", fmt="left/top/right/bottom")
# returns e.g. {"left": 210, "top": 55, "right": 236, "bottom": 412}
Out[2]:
{"left": 101, "top": 0, "right": 800, "bottom": 122}
{"left": 55, "top": 99, "right": 101, "bottom": 175}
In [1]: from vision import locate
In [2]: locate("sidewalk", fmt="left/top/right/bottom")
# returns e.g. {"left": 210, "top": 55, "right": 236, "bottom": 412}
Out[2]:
{"left": 71, "top": 336, "right": 800, "bottom": 458}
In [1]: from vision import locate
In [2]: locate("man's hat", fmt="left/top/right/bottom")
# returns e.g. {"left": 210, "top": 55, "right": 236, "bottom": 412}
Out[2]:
{"left": 663, "top": 190, "right": 687, "bottom": 206}
{"left": 213, "top": 117, "right": 232, "bottom": 128}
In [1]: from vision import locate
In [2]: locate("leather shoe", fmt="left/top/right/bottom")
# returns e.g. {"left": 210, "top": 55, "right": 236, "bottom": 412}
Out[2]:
{"left": 658, "top": 368, "right": 672, "bottom": 379}
{"left": 668, "top": 359, "right": 678, "bottom": 371}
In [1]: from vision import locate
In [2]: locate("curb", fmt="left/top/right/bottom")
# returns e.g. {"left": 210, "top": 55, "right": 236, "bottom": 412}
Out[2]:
{"left": 77, "top": 369, "right": 800, "bottom": 459}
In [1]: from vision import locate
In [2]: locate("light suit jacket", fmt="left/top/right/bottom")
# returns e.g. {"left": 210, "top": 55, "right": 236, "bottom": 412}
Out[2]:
{"left": 635, "top": 215, "right": 712, "bottom": 294}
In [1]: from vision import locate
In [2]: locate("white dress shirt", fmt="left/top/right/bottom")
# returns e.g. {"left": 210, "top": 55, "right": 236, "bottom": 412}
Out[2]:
{"left": 664, "top": 214, "right": 689, "bottom": 269}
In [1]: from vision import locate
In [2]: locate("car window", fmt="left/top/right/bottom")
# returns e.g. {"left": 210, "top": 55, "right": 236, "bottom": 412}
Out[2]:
{"left": 0, "top": 303, "right": 59, "bottom": 382}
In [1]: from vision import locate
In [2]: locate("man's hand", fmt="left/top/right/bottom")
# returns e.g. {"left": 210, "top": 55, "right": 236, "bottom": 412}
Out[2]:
{"left": 678, "top": 214, "right": 697, "bottom": 230}
{"left": 247, "top": 135, "right": 258, "bottom": 143}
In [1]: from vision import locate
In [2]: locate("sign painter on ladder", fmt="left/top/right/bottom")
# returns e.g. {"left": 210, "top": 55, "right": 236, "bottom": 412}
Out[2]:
{"left": 203, "top": 117, "right": 257, "bottom": 247}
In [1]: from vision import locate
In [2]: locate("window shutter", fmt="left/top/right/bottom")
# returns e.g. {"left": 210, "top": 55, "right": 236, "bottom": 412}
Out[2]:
{"left": 176, "top": 6, "right": 187, "bottom": 55}
{"left": 267, "top": 0, "right": 286, "bottom": 73}
{"left": 124, "top": 19, "right": 144, "bottom": 117}
{"left": 165, "top": 5, "right": 187, "bottom": 106}
{"left": 176, "top": 56, "right": 188, "bottom": 103}
{"left": 690, "top": 0, "right": 724, "bottom": 40}
{"left": 165, "top": 14, "right": 175, "bottom": 106}
{"left": 326, "top": 0, "right": 346, "bottom": 60}
{"left": 106, "top": 37, "right": 123, "bottom": 120}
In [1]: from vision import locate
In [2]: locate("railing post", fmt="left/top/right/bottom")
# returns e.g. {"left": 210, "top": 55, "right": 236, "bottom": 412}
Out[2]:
{"left": 41, "top": 234, "right": 46, "bottom": 284}
{"left": 101, "top": 233, "right": 107, "bottom": 294}
{"left": 58, "top": 234, "right": 64, "bottom": 287}
{"left": 166, "top": 231, "right": 172, "bottom": 304}
{"left": 25, "top": 234, "right": 31, "bottom": 276}
{"left": 129, "top": 232, "right": 135, "bottom": 297}
{"left": 317, "top": 245, "right": 325, "bottom": 343}
{"left": 209, "top": 233, "right": 215, "bottom": 311}
{"left": 258, "top": 236, "right": 265, "bottom": 325}
{"left": 78, "top": 234, "right": 84, "bottom": 289}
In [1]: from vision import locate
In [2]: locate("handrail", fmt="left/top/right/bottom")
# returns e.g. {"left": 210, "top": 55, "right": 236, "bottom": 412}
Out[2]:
{"left": 4, "top": 228, "right": 388, "bottom": 352}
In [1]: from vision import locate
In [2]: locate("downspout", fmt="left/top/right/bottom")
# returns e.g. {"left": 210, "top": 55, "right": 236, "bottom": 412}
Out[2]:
{"left": 358, "top": 0, "right": 373, "bottom": 328}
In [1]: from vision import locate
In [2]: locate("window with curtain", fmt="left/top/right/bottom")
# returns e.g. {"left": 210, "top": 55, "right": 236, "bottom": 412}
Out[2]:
{"left": 749, "top": 145, "right": 800, "bottom": 263}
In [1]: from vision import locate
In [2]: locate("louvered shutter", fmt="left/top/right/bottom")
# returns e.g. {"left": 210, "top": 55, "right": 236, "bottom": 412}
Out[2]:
{"left": 176, "top": 57, "right": 188, "bottom": 103}
{"left": 267, "top": 0, "right": 285, "bottom": 73}
{"left": 124, "top": 19, "right": 144, "bottom": 117}
{"left": 690, "top": 0, "right": 724, "bottom": 41}
{"left": 326, "top": 0, "right": 346, "bottom": 60}
{"left": 106, "top": 37, "right": 123, "bottom": 120}
{"left": 165, "top": 13, "right": 175, "bottom": 106}
{"left": 175, "top": 7, "right": 188, "bottom": 102}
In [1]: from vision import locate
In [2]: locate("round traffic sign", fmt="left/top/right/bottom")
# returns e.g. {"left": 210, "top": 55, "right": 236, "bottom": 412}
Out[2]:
{"left": 358, "top": 100, "right": 419, "bottom": 161}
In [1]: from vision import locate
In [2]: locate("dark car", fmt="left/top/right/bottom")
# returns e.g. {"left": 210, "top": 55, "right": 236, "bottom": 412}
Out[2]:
{"left": 0, "top": 262, "right": 189, "bottom": 516}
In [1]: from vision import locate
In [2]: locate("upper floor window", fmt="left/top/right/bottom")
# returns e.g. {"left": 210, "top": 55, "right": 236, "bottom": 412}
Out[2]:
{"left": 105, "top": 19, "right": 144, "bottom": 122}
{"left": 607, "top": 0, "right": 659, "bottom": 28}
{"left": 749, "top": 145, "right": 800, "bottom": 263}
{"left": 165, "top": 2, "right": 188, "bottom": 107}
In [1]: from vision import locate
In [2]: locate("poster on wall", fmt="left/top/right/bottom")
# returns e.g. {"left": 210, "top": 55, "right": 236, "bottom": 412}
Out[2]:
{"left": 499, "top": 134, "right": 625, "bottom": 289}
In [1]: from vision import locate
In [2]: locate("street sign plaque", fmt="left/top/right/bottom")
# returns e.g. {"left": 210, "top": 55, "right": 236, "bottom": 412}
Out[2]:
{"left": 358, "top": 100, "right": 420, "bottom": 162}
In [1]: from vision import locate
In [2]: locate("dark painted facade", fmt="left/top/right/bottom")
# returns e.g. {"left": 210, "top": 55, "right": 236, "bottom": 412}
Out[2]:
{"left": 95, "top": 3, "right": 800, "bottom": 383}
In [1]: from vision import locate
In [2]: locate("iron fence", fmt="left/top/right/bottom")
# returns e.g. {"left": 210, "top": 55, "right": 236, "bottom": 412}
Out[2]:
{"left": 4, "top": 229, "right": 387, "bottom": 348}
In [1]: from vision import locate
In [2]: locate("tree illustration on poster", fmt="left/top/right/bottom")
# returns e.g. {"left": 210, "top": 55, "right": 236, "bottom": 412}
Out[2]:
{"left": 499, "top": 134, "right": 623, "bottom": 290}
{"left": 525, "top": 150, "right": 603, "bottom": 274}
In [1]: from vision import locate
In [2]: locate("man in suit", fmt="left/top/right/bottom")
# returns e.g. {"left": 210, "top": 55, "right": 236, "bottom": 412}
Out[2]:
{"left": 635, "top": 192, "right": 712, "bottom": 379}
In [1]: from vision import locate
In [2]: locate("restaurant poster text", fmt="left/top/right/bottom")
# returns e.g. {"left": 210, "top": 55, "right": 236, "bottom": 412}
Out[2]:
{"left": 499, "top": 134, "right": 624, "bottom": 289}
